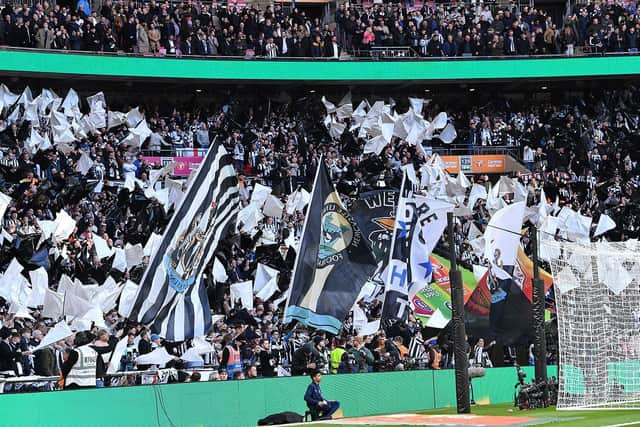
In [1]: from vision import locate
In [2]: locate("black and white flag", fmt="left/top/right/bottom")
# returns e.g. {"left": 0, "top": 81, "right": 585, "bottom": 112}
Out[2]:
{"left": 128, "top": 143, "right": 239, "bottom": 341}
{"left": 284, "top": 160, "right": 377, "bottom": 334}
{"left": 381, "top": 172, "right": 453, "bottom": 322}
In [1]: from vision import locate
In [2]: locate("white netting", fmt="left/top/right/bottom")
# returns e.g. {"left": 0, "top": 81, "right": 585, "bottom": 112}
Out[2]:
{"left": 545, "top": 240, "right": 640, "bottom": 410}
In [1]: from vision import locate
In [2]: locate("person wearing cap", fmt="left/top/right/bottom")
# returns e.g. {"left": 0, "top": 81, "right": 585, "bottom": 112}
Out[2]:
{"left": 304, "top": 370, "right": 340, "bottom": 421}
{"left": 292, "top": 335, "right": 325, "bottom": 376}
{"left": 150, "top": 333, "right": 162, "bottom": 348}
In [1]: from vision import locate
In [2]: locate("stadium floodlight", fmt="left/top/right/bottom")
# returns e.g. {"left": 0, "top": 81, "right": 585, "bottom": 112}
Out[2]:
{"left": 545, "top": 239, "right": 640, "bottom": 410}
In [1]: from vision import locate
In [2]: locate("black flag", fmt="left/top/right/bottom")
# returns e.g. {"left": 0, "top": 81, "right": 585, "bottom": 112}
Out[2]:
{"left": 284, "top": 160, "right": 376, "bottom": 334}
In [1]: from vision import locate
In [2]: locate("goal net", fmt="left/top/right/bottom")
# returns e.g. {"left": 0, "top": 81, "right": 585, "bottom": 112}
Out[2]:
{"left": 544, "top": 240, "right": 640, "bottom": 410}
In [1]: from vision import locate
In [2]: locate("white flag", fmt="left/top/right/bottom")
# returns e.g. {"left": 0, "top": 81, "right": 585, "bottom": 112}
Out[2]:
{"left": 594, "top": 214, "right": 616, "bottom": 237}
{"left": 180, "top": 348, "right": 204, "bottom": 364}
{"left": 230, "top": 280, "right": 253, "bottom": 310}
{"left": 358, "top": 320, "right": 381, "bottom": 337}
{"left": 255, "top": 276, "right": 279, "bottom": 301}
{"left": 41, "top": 288, "right": 64, "bottom": 319}
{"left": 96, "top": 280, "right": 124, "bottom": 313}
{"left": 286, "top": 188, "right": 310, "bottom": 215}
{"left": 426, "top": 308, "right": 450, "bottom": 329}
{"left": 263, "top": 195, "right": 284, "bottom": 218}
{"left": 0, "top": 190, "right": 11, "bottom": 221}
{"left": 76, "top": 152, "right": 94, "bottom": 175}
{"left": 408, "top": 196, "right": 454, "bottom": 298}
{"left": 0, "top": 258, "right": 24, "bottom": 303}
{"left": 212, "top": 257, "right": 228, "bottom": 283}
{"left": 135, "top": 347, "right": 174, "bottom": 367}
{"left": 10, "top": 303, "right": 34, "bottom": 320}
{"left": 32, "top": 321, "right": 73, "bottom": 352}
{"left": 118, "top": 280, "right": 139, "bottom": 317}
{"left": 125, "top": 243, "right": 144, "bottom": 269}
{"left": 143, "top": 233, "right": 163, "bottom": 258}
{"left": 112, "top": 248, "right": 127, "bottom": 272}
{"left": 353, "top": 305, "right": 368, "bottom": 333}
{"left": 408, "top": 97, "right": 424, "bottom": 114}
{"left": 321, "top": 96, "right": 337, "bottom": 114}
{"left": 467, "top": 184, "right": 487, "bottom": 209}
{"left": 27, "top": 267, "right": 48, "bottom": 308}
{"left": 126, "top": 106, "right": 144, "bottom": 127}
{"left": 92, "top": 233, "right": 114, "bottom": 259}
{"left": 63, "top": 292, "right": 93, "bottom": 318}
{"left": 364, "top": 135, "right": 388, "bottom": 155}
{"left": 250, "top": 183, "right": 272, "bottom": 207}
{"left": 54, "top": 210, "right": 76, "bottom": 241}
{"left": 483, "top": 201, "right": 526, "bottom": 266}
{"left": 107, "top": 337, "right": 129, "bottom": 374}
{"left": 254, "top": 264, "right": 279, "bottom": 294}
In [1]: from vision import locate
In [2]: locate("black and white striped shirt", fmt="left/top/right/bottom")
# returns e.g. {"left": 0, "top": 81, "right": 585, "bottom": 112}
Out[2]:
{"left": 408, "top": 336, "right": 427, "bottom": 360}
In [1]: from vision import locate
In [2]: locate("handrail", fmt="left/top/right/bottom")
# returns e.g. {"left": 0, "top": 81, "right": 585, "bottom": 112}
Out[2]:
{"left": 1, "top": 44, "right": 637, "bottom": 62}
{"left": 143, "top": 145, "right": 522, "bottom": 159}
{"left": 432, "top": 145, "right": 521, "bottom": 156}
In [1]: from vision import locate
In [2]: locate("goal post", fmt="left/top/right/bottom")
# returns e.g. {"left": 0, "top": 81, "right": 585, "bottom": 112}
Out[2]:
{"left": 543, "top": 240, "right": 640, "bottom": 410}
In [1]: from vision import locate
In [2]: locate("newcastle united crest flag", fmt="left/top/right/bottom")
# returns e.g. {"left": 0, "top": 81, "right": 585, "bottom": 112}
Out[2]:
{"left": 284, "top": 159, "right": 376, "bottom": 334}
{"left": 128, "top": 142, "right": 239, "bottom": 341}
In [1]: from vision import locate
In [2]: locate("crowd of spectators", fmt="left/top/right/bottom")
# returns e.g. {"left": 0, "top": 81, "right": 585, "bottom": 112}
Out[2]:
{"left": 335, "top": 1, "right": 640, "bottom": 56}
{"left": 1, "top": 0, "right": 640, "bottom": 58}
{"left": 0, "top": 81, "right": 638, "bottom": 391}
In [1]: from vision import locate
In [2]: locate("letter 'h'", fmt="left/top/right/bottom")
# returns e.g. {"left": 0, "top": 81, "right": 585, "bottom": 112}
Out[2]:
{"left": 390, "top": 264, "right": 407, "bottom": 289}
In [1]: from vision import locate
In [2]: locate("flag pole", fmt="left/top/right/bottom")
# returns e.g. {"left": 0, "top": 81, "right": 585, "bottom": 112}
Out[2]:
{"left": 282, "top": 155, "right": 323, "bottom": 318}
{"left": 530, "top": 224, "right": 549, "bottom": 403}
{"left": 447, "top": 211, "right": 470, "bottom": 414}
{"left": 380, "top": 170, "right": 407, "bottom": 323}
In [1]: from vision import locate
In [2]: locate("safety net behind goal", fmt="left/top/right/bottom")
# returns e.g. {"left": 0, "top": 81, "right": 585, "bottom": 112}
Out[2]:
{"left": 544, "top": 240, "right": 640, "bottom": 410}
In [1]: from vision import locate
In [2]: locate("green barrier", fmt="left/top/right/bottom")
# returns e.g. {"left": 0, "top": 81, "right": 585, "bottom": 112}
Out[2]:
{"left": 563, "top": 362, "right": 640, "bottom": 395}
{"left": 1, "top": 50, "right": 640, "bottom": 81}
{"left": 0, "top": 366, "right": 557, "bottom": 427}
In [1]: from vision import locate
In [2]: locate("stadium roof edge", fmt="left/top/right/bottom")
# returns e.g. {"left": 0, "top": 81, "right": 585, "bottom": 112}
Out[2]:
{"left": 2, "top": 50, "right": 640, "bottom": 83}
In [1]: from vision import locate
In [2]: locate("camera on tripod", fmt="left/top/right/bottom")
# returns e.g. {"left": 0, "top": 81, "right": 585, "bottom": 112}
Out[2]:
{"left": 513, "top": 364, "right": 558, "bottom": 410}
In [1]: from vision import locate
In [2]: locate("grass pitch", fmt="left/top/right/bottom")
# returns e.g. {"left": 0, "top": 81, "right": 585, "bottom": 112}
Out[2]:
{"left": 424, "top": 403, "right": 640, "bottom": 426}
{"left": 311, "top": 402, "right": 640, "bottom": 427}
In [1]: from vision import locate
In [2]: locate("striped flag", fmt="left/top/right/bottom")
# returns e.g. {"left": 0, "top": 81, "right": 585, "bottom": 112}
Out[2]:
{"left": 128, "top": 143, "right": 239, "bottom": 341}
{"left": 381, "top": 172, "right": 453, "bottom": 322}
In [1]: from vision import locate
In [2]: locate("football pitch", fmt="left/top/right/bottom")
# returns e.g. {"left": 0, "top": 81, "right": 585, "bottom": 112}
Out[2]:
{"left": 307, "top": 403, "right": 640, "bottom": 427}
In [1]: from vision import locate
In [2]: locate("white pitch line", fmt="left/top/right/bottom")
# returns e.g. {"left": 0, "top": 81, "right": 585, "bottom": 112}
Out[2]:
{"left": 602, "top": 422, "right": 640, "bottom": 427}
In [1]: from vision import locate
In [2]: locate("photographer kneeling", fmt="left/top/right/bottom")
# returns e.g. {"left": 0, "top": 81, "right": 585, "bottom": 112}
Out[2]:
{"left": 304, "top": 370, "right": 340, "bottom": 421}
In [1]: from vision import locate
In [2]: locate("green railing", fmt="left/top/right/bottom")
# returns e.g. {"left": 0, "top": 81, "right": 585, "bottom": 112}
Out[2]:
{"left": 0, "top": 365, "right": 557, "bottom": 427}
{"left": 2, "top": 49, "right": 640, "bottom": 82}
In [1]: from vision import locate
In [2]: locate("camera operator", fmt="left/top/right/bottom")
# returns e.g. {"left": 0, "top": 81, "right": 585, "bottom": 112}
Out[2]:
{"left": 386, "top": 336, "right": 408, "bottom": 370}
{"left": 351, "top": 337, "right": 374, "bottom": 373}
{"left": 371, "top": 333, "right": 391, "bottom": 372}
{"left": 291, "top": 336, "right": 326, "bottom": 376}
